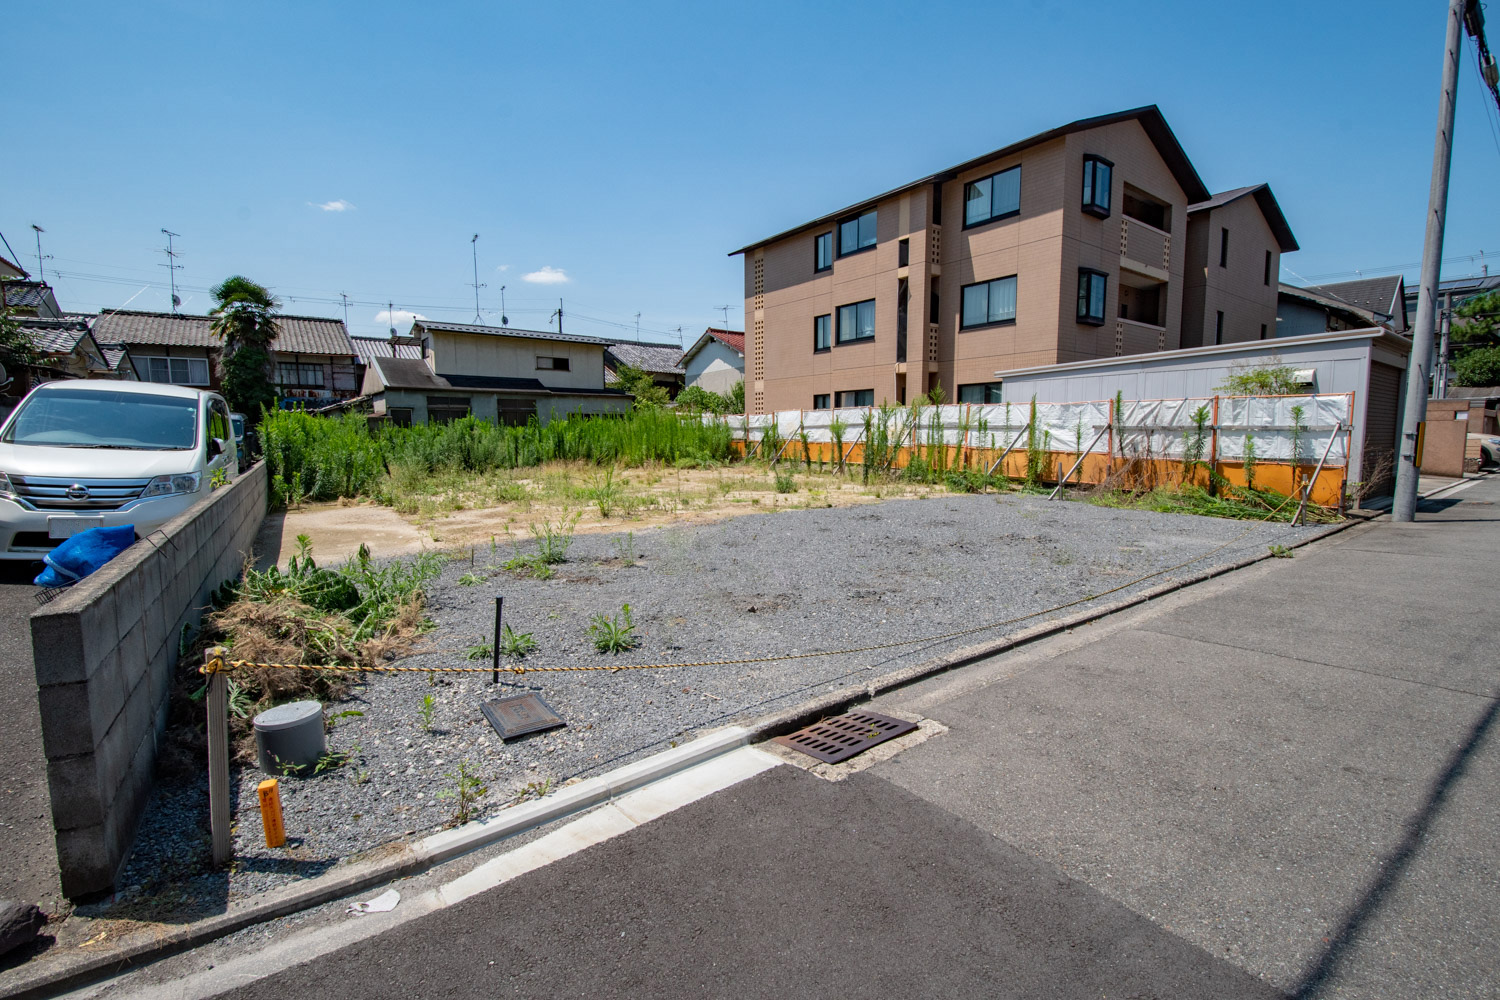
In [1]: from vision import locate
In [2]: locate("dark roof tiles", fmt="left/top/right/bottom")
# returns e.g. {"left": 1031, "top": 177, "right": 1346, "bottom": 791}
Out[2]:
{"left": 93, "top": 310, "right": 356, "bottom": 356}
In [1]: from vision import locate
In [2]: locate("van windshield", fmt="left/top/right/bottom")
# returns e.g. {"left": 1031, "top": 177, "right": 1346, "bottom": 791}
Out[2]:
{"left": 2, "top": 389, "right": 200, "bottom": 450}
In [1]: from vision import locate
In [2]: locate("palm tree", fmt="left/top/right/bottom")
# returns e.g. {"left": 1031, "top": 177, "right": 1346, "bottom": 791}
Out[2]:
{"left": 210, "top": 276, "right": 281, "bottom": 421}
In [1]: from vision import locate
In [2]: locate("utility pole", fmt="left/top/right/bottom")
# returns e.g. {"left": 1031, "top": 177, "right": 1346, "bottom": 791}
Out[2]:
{"left": 1435, "top": 290, "right": 1453, "bottom": 399}
{"left": 550, "top": 299, "right": 563, "bottom": 334}
{"left": 1393, "top": 0, "right": 1469, "bottom": 522}
{"left": 159, "top": 229, "right": 182, "bottom": 313}
{"left": 469, "top": 234, "right": 485, "bottom": 324}
{"left": 31, "top": 225, "right": 51, "bottom": 284}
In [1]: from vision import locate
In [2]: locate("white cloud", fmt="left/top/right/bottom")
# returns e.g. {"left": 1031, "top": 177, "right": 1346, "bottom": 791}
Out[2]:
{"left": 312, "top": 199, "right": 354, "bottom": 212}
{"left": 522, "top": 266, "right": 569, "bottom": 284}
{"left": 495, "top": 264, "right": 511, "bottom": 273}
{"left": 374, "top": 309, "right": 426, "bottom": 329}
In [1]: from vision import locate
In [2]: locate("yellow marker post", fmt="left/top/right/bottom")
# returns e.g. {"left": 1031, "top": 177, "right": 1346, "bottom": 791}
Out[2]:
{"left": 257, "top": 778, "right": 286, "bottom": 848}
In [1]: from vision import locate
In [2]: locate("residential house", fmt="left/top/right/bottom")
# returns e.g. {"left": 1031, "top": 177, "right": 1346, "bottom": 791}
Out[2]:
{"left": 359, "top": 320, "right": 631, "bottom": 425}
{"left": 93, "top": 310, "right": 360, "bottom": 408}
{"left": 729, "top": 106, "right": 1286, "bottom": 413}
{"left": 0, "top": 255, "right": 26, "bottom": 279}
{"left": 604, "top": 341, "right": 686, "bottom": 397}
{"left": 1404, "top": 274, "right": 1499, "bottom": 329}
{"left": 1307, "top": 275, "right": 1409, "bottom": 333}
{"left": 1181, "top": 184, "right": 1299, "bottom": 347}
{"left": 1, "top": 279, "right": 63, "bottom": 318}
{"left": 681, "top": 328, "right": 745, "bottom": 395}
{"left": 1277, "top": 283, "right": 1384, "bottom": 339}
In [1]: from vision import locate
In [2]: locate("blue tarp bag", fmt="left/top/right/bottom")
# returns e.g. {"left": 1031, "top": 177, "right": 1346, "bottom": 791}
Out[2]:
{"left": 34, "top": 525, "right": 136, "bottom": 587}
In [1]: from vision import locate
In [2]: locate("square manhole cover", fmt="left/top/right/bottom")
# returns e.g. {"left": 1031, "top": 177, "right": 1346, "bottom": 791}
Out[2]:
{"left": 772, "top": 710, "right": 917, "bottom": 764}
{"left": 481, "top": 693, "right": 566, "bottom": 740}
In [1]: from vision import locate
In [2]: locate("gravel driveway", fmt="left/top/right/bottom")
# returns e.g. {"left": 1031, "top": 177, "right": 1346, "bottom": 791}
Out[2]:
{"left": 107, "top": 493, "right": 1330, "bottom": 915}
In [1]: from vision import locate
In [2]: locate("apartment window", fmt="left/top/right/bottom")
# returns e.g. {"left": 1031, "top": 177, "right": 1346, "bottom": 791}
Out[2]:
{"left": 1081, "top": 155, "right": 1113, "bottom": 218}
{"left": 957, "top": 382, "right": 1003, "bottom": 404}
{"left": 144, "top": 356, "right": 210, "bottom": 386}
{"left": 963, "top": 166, "right": 1021, "bottom": 228}
{"left": 813, "top": 394, "right": 831, "bottom": 410}
{"left": 960, "top": 276, "right": 1018, "bottom": 329}
{"left": 898, "top": 238, "right": 910, "bottom": 267}
{"left": 1264, "top": 250, "right": 1272, "bottom": 286}
{"left": 1215, "top": 310, "right": 1225, "bottom": 345}
{"left": 836, "top": 389, "right": 874, "bottom": 407}
{"left": 835, "top": 299, "right": 876, "bottom": 343}
{"left": 1260, "top": 323, "right": 1268, "bottom": 341}
{"left": 1077, "top": 269, "right": 1107, "bottom": 325}
{"left": 1219, "top": 228, "right": 1230, "bottom": 268}
{"left": 815, "top": 232, "right": 833, "bottom": 272}
{"left": 930, "top": 289, "right": 940, "bottom": 325}
{"left": 813, "top": 314, "right": 832, "bottom": 352}
{"left": 276, "top": 362, "right": 324, "bottom": 387}
{"left": 838, "top": 210, "right": 877, "bottom": 256}
{"left": 536, "top": 356, "right": 570, "bottom": 371}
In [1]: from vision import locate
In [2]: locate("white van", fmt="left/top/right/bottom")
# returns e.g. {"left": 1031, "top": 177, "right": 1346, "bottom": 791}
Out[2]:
{"left": 0, "top": 380, "right": 237, "bottom": 561}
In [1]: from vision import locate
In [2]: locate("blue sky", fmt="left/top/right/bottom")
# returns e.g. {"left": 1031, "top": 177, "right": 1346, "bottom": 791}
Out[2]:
{"left": 5, "top": 1, "right": 1498, "bottom": 343}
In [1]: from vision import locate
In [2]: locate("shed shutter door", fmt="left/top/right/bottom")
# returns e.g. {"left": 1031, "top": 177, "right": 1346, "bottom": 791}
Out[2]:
{"left": 1362, "top": 362, "right": 1401, "bottom": 497}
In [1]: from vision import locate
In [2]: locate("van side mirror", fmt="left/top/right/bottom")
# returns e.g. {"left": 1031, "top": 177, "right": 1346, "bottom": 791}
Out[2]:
{"left": 208, "top": 437, "right": 225, "bottom": 458}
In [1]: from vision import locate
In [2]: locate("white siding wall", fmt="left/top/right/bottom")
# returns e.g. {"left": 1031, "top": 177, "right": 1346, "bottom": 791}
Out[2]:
{"left": 685, "top": 340, "right": 744, "bottom": 394}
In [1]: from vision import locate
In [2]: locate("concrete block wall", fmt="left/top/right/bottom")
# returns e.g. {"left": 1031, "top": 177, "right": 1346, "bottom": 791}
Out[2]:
{"left": 30, "top": 462, "right": 267, "bottom": 898}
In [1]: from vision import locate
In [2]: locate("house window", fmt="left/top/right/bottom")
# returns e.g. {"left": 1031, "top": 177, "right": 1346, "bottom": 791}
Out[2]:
{"left": 1215, "top": 311, "right": 1225, "bottom": 345}
{"left": 1260, "top": 323, "right": 1268, "bottom": 340}
{"left": 1082, "top": 155, "right": 1113, "bottom": 218}
{"left": 960, "top": 276, "right": 1018, "bottom": 329}
{"left": 1077, "top": 270, "right": 1107, "bottom": 325}
{"left": 426, "top": 396, "right": 471, "bottom": 423}
{"left": 815, "top": 232, "right": 833, "bottom": 272}
{"left": 388, "top": 407, "right": 413, "bottom": 427}
{"left": 1264, "top": 250, "right": 1272, "bottom": 286}
{"left": 536, "top": 356, "right": 570, "bottom": 371}
{"left": 813, "top": 314, "right": 832, "bottom": 352}
{"left": 898, "top": 238, "right": 910, "bottom": 267}
{"left": 835, "top": 299, "right": 876, "bottom": 343}
{"left": 957, "top": 382, "right": 1003, "bottom": 404}
{"left": 144, "top": 356, "right": 210, "bottom": 386}
{"left": 963, "top": 166, "right": 1021, "bottom": 227}
{"left": 813, "top": 394, "right": 831, "bottom": 410}
{"left": 836, "top": 389, "right": 874, "bottom": 407}
{"left": 276, "top": 362, "right": 324, "bottom": 387}
{"left": 1219, "top": 228, "right": 1229, "bottom": 268}
{"left": 838, "top": 210, "right": 878, "bottom": 256}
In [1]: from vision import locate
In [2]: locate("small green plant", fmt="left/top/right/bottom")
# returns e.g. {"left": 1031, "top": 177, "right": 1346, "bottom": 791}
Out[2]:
{"left": 501, "top": 551, "right": 555, "bottom": 579}
{"left": 774, "top": 469, "right": 797, "bottom": 493}
{"left": 327, "top": 709, "right": 364, "bottom": 730}
{"left": 588, "top": 466, "right": 620, "bottom": 517}
{"left": 314, "top": 743, "right": 360, "bottom": 775}
{"left": 1025, "top": 397, "right": 1045, "bottom": 486}
{"left": 1216, "top": 358, "right": 1303, "bottom": 396}
{"left": 1289, "top": 403, "right": 1307, "bottom": 490}
{"left": 457, "top": 572, "right": 485, "bottom": 586}
{"left": 530, "top": 513, "right": 578, "bottom": 564}
{"left": 500, "top": 624, "right": 538, "bottom": 657}
{"left": 438, "top": 760, "right": 488, "bottom": 826}
{"left": 270, "top": 753, "right": 307, "bottom": 777}
{"left": 465, "top": 641, "right": 493, "bottom": 661}
{"left": 1268, "top": 543, "right": 1294, "bottom": 559}
{"left": 798, "top": 426, "right": 813, "bottom": 472}
{"left": 515, "top": 777, "right": 552, "bottom": 803}
{"left": 418, "top": 693, "right": 437, "bottom": 731}
{"left": 1242, "top": 434, "right": 1257, "bottom": 490}
{"left": 610, "top": 531, "right": 637, "bottom": 565}
{"left": 589, "top": 603, "right": 639, "bottom": 654}
{"left": 1181, "top": 404, "right": 1211, "bottom": 482}
{"left": 829, "top": 417, "right": 848, "bottom": 473}
{"left": 209, "top": 466, "right": 230, "bottom": 490}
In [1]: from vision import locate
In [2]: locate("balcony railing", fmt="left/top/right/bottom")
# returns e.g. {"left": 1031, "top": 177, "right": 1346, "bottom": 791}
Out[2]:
{"left": 1114, "top": 317, "right": 1167, "bottom": 357}
{"left": 1120, "top": 217, "right": 1171, "bottom": 274}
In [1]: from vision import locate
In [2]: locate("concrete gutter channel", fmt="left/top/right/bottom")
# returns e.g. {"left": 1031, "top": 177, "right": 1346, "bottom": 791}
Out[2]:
{"left": 4, "top": 478, "right": 1478, "bottom": 999}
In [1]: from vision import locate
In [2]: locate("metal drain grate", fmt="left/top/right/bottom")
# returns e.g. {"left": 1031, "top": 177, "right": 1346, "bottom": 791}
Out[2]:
{"left": 773, "top": 710, "right": 917, "bottom": 764}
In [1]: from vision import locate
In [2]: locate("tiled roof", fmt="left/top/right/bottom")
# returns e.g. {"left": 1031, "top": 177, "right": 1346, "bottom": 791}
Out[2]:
{"left": 17, "top": 317, "right": 90, "bottom": 354}
{"left": 1307, "top": 276, "right": 1405, "bottom": 320}
{"left": 92, "top": 309, "right": 356, "bottom": 356}
{"left": 98, "top": 344, "right": 132, "bottom": 372}
{"left": 413, "top": 319, "right": 615, "bottom": 348}
{"left": 604, "top": 341, "right": 685, "bottom": 375}
{"left": 350, "top": 335, "right": 423, "bottom": 365}
{"left": 1276, "top": 282, "right": 1382, "bottom": 325}
{"left": 1, "top": 281, "right": 56, "bottom": 311}
{"left": 681, "top": 327, "right": 747, "bottom": 366}
{"left": 371, "top": 357, "right": 450, "bottom": 392}
{"left": 369, "top": 357, "right": 630, "bottom": 398}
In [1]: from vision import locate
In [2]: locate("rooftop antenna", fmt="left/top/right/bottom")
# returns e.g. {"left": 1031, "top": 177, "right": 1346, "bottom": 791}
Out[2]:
{"left": 339, "top": 291, "right": 350, "bottom": 327}
{"left": 550, "top": 298, "right": 563, "bottom": 334}
{"left": 675, "top": 325, "right": 683, "bottom": 347}
{"left": 388, "top": 300, "right": 397, "bottom": 338}
{"left": 31, "top": 224, "right": 51, "bottom": 285}
{"left": 159, "top": 229, "right": 182, "bottom": 312}
{"left": 499, "top": 285, "right": 508, "bottom": 326}
{"left": 714, "top": 304, "right": 731, "bottom": 329}
{"left": 634, "top": 312, "right": 641, "bottom": 342}
{"left": 469, "top": 234, "right": 485, "bottom": 324}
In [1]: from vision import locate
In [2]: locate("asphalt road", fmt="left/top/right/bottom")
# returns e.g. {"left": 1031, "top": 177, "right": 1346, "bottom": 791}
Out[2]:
{"left": 0, "top": 560, "right": 62, "bottom": 910}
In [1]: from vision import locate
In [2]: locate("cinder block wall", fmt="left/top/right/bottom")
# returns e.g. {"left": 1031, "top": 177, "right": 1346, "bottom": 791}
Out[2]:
{"left": 30, "top": 462, "right": 267, "bottom": 898}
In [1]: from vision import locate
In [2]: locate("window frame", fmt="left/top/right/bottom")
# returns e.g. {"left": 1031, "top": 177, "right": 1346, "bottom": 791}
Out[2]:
{"left": 835, "top": 388, "right": 874, "bottom": 408}
{"left": 837, "top": 210, "right": 878, "bottom": 258}
{"left": 536, "top": 356, "right": 571, "bottom": 371}
{"left": 1215, "top": 310, "right": 1224, "bottom": 345}
{"left": 1077, "top": 269, "right": 1108, "bottom": 326}
{"left": 143, "top": 355, "right": 211, "bottom": 387}
{"left": 1219, "top": 227, "right": 1229, "bottom": 268}
{"left": 813, "top": 314, "right": 832, "bottom": 353}
{"left": 1081, "top": 155, "right": 1113, "bottom": 218}
{"left": 956, "top": 382, "right": 1003, "bottom": 404}
{"left": 275, "top": 361, "right": 325, "bottom": 388}
{"left": 813, "top": 394, "right": 831, "bottom": 410}
{"left": 834, "top": 299, "right": 877, "bottom": 345}
{"left": 814, "top": 232, "right": 833, "bottom": 273}
{"left": 962, "top": 165, "right": 1022, "bottom": 229}
{"left": 1264, "top": 249, "right": 1272, "bottom": 286}
{"left": 959, "top": 275, "right": 1019, "bottom": 330}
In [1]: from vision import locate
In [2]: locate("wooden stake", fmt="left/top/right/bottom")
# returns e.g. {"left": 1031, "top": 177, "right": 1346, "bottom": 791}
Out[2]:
{"left": 206, "top": 646, "right": 232, "bottom": 867}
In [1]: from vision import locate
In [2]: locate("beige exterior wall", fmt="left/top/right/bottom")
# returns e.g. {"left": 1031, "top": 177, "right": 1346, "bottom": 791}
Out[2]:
{"left": 1182, "top": 196, "right": 1280, "bottom": 348}
{"left": 746, "top": 118, "right": 1195, "bottom": 413}
{"left": 428, "top": 330, "right": 608, "bottom": 391}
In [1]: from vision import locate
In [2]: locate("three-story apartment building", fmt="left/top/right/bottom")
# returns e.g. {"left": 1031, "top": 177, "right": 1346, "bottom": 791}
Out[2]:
{"left": 731, "top": 106, "right": 1295, "bottom": 414}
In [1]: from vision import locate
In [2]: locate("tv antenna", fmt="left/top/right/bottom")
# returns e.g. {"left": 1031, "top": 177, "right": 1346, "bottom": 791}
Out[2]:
{"left": 469, "top": 234, "right": 486, "bottom": 323}
{"left": 499, "top": 285, "right": 508, "bottom": 326}
{"left": 714, "top": 304, "right": 731, "bottom": 329}
{"left": 550, "top": 299, "right": 564, "bottom": 334}
{"left": 387, "top": 300, "right": 397, "bottom": 337}
{"left": 634, "top": 312, "right": 641, "bottom": 342}
{"left": 159, "top": 229, "right": 182, "bottom": 312}
{"left": 675, "top": 325, "right": 683, "bottom": 347}
{"left": 338, "top": 291, "right": 350, "bottom": 326}
{"left": 31, "top": 224, "right": 52, "bottom": 284}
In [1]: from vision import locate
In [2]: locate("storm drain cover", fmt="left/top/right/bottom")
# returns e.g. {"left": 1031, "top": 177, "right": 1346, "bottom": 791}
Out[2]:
{"left": 481, "top": 693, "right": 566, "bottom": 740}
{"left": 773, "top": 710, "right": 917, "bottom": 764}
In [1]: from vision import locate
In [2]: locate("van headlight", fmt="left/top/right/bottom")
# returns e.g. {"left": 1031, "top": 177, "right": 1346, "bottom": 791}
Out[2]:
{"left": 0, "top": 472, "right": 13, "bottom": 497}
{"left": 141, "top": 473, "right": 201, "bottom": 498}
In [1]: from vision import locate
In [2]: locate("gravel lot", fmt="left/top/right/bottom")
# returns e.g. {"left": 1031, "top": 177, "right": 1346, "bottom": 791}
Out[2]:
{"left": 105, "top": 492, "right": 1331, "bottom": 916}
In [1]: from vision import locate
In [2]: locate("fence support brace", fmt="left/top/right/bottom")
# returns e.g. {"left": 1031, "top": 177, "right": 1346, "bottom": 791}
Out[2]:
{"left": 1294, "top": 420, "right": 1342, "bottom": 526}
{"left": 1048, "top": 423, "right": 1113, "bottom": 500}
{"left": 986, "top": 424, "right": 1031, "bottom": 478}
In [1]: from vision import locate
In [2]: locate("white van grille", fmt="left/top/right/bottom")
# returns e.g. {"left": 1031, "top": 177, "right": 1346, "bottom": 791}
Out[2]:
{"left": 10, "top": 476, "right": 151, "bottom": 512}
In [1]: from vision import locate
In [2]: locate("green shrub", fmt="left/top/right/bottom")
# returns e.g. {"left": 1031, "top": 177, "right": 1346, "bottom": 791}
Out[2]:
{"left": 588, "top": 604, "right": 639, "bottom": 654}
{"left": 774, "top": 469, "right": 797, "bottom": 493}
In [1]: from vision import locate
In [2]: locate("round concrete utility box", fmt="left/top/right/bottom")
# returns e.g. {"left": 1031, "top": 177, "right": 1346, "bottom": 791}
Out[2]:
{"left": 254, "top": 701, "right": 326, "bottom": 776}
